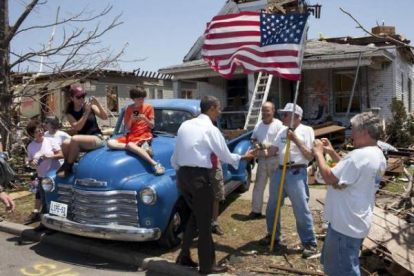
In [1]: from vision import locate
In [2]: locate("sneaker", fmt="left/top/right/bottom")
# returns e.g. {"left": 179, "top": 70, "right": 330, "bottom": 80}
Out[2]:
{"left": 153, "top": 162, "right": 165, "bottom": 175}
{"left": 212, "top": 224, "right": 224, "bottom": 236}
{"left": 302, "top": 243, "right": 319, "bottom": 258}
{"left": 245, "top": 212, "right": 263, "bottom": 220}
{"left": 24, "top": 212, "right": 41, "bottom": 225}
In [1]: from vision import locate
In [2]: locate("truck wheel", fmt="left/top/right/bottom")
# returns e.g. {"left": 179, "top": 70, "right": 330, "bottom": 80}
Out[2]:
{"left": 158, "top": 198, "right": 190, "bottom": 248}
{"left": 237, "top": 165, "right": 252, "bottom": 193}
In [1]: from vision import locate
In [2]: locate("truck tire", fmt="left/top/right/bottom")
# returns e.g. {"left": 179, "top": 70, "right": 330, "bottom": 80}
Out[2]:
{"left": 237, "top": 165, "right": 252, "bottom": 193}
{"left": 158, "top": 198, "right": 190, "bottom": 248}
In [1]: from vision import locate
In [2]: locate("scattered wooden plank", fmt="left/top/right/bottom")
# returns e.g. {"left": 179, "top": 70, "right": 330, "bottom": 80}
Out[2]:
{"left": 8, "top": 191, "right": 31, "bottom": 200}
{"left": 269, "top": 265, "right": 326, "bottom": 276}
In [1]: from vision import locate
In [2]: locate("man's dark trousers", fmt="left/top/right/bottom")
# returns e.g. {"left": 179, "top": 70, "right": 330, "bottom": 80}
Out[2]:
{"left": 177, "top": 166, "right": 215, "bottom": 273}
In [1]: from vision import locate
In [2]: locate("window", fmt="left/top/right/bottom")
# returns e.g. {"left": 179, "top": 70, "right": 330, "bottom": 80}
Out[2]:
{"left": 333, "top": 71, "right": 361, "bottom": 113}
{"left": 180, "top": 90, "right": 194, "bottom": 99}
{"left": 227, "top": 78, "right": 247, "bottom": 108}
{"left": 148, "top": 88, "right": 155, "bottom": 99}
{"left": 157, "top": 89, "right": 163, "bottom": 99}
{"left": 106, "top": 86, "right": 119, "bottom": 113}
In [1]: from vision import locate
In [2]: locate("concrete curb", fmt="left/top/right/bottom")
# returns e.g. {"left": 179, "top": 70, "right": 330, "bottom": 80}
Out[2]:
{"left": 0, "top": 220, "right": 203, "bottom": 276}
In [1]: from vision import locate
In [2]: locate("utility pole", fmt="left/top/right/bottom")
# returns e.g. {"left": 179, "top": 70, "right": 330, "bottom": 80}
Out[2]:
{"left": 0, "top": 0, "right": 11, "bottom": 150}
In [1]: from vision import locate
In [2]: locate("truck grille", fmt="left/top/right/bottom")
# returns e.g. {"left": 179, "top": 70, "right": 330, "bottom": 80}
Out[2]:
{"left": 56, "top": 185, "right": 139, "bottom": 227}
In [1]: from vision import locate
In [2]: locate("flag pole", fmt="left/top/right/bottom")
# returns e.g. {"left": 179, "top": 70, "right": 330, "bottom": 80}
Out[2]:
{"left": 269, "top": 80, "right": 301, "bottom": 251}
{"left": 269, "top": 20, "right": 309, "bottom": 252}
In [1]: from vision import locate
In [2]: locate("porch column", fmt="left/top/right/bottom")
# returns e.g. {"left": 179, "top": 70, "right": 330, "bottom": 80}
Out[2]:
{"left": 172, "top": 77, "right": 181, "bottom": 98}
{"left": 247, "top": 73, "right": 255, "bottom": 109}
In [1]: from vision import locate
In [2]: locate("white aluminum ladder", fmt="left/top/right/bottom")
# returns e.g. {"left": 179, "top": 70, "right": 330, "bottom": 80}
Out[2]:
{"left": 244, "top": 72, "right": 273, "bottom": 130}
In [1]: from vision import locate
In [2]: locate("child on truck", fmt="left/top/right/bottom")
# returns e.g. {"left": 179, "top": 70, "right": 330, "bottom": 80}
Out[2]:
{"left": 107, "top": 87, "right": 165, "bottom": 175}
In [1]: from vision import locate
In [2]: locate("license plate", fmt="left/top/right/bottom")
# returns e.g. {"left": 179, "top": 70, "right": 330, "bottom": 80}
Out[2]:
{"left": 50, "top": 201, "right": 68, "bottom": 218}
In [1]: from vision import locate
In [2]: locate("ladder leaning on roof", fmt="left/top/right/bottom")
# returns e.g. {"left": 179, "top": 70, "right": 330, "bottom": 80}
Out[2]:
{"left": 243, "top": 72, "right": 273, "bottom": 130}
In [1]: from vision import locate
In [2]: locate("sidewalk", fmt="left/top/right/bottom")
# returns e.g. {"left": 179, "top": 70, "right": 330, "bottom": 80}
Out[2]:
{"left": 0, "top": 221, "right": 206, "bottom": 276}
{"left": 239, "top": 166, "right": 327, "bottom": 211}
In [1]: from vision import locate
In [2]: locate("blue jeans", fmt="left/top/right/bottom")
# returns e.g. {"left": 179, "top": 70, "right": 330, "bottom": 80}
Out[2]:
{"left": 266, "top": 167, "right": 316, "bottom": 246}
{"left": 321, "top": 224, "right": 363, "bottom": 276}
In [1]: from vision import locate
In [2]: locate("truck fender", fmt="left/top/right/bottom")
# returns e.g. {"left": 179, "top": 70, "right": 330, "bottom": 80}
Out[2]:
{"left": 230, "top": 140, "right": 252, "bottom": 181}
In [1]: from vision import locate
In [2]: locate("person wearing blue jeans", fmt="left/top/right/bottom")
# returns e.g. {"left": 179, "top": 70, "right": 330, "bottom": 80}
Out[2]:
{"left": 254, "top": 103, "right": 317, "bottom": 258}
{"left": 313, "top": 112, "right": 386, "bottom": 276}
{"left": 266, "top": 166, "right": 317, "bottom": 249}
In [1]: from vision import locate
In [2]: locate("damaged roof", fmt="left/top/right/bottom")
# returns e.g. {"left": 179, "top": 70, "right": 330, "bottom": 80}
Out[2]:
{"left": 160, "top": 40, "right": 394, "bottom": 76}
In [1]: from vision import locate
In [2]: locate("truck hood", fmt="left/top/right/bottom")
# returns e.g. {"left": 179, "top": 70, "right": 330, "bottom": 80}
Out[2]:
{"left": 74, "top": 135, "right": 176, "bottom": 190}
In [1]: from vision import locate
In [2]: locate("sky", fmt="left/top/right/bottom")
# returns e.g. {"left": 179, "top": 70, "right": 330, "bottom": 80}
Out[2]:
{"left": 9, "top": 0, "right": 414, "bottom": 73}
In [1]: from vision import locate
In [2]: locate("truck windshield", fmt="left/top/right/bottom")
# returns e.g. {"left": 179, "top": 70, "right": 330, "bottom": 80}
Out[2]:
{"left": 115, "top": 109, "right": 193, "bottom": 136}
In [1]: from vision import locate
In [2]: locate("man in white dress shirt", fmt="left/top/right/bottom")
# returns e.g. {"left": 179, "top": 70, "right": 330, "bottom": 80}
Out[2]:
{"left": 247, "top": 102, "right": 283, "bottom": 220}
{"left": 171, "top": 95, "right": 254, "bottom": 275}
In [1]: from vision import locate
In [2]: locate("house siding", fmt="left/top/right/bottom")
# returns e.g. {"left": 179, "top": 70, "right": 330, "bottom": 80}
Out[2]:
{"left": 394, "top": 48, "right": 414, "bottom": 113}
{"left": 198, "top": 78, "right": 227, "bottom": 108}
{"left": 367, "top": 61, "right": 395, "bottom": 119}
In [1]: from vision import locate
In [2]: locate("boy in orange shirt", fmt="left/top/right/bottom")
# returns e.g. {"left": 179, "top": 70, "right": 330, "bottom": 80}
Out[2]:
{"left": 107, "top": 87, "right": 165, "bottom": 175}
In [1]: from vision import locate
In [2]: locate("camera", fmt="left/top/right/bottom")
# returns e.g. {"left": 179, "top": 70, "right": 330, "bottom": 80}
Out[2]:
{"left": 133, "top": 110, "right": 139, "bottom": 117}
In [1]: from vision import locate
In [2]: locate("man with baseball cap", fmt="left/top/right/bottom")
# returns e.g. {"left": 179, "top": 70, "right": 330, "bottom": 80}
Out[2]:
{"left": 254, "top": 103, "right": 318, "bottom": 258}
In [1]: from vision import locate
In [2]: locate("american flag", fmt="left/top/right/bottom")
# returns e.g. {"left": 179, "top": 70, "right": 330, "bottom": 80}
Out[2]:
{"left": 202, "top": 12, "right": 309, "bottom": 80}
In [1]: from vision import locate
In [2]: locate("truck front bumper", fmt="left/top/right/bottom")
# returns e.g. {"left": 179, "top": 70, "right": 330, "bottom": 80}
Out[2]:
{"left": 42, "top": 214, "right": 161, "bottom": 242}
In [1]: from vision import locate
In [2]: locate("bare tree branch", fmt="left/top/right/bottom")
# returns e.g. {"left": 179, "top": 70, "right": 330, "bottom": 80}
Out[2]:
{"left": 14, "top": 5, "right": 113, "bottom": 36}
{"left": 340, "top": 7, "right": 414, "bottom": 50}
{"left": 0, "top": 0, "right": 39, "bottom": 49}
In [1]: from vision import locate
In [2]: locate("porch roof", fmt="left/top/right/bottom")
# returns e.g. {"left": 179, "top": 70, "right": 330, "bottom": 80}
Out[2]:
{"left": 159, "top": 40, "right": 394, "bottom": 80}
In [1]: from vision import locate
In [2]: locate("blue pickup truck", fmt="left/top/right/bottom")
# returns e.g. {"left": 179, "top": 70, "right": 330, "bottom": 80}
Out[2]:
{"left": 40, "top": 99, "right": 253, "bottom": 247}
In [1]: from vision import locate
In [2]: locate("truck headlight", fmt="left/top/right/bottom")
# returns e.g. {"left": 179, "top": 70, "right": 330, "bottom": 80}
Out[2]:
{"left": 41, "top": 177, "right": 55, "bottom": 193}
{"left": 140, "top": 187, "right": 157, "bottom": 205}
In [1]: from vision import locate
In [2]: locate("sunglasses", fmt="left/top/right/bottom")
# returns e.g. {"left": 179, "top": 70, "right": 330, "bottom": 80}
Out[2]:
{"left": 34, "top": 128, "right": 44, "bottom": 134}
{"left": 75, "top": 94, "right": 86, "bottom": 100}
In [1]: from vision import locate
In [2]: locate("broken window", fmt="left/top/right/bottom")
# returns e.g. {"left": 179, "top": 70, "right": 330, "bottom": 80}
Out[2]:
{"left": 227, "top": 78, "right": 247, "bottom": 108}
{"left": 180, "top": 90, "right": 194, "bottom": 99}
{"left": 106, "top": 85, "right": 119, "bottom": 113}
{"left": 333, "top": 71, "right": 361, "bottom": 114}
{"left": 157, "top": 89, "right": 163, "bottom": 99}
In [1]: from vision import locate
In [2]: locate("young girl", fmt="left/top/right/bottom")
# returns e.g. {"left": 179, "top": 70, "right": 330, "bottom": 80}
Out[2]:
{"left": 44, "top": 116, "right": 71, "bottom": 165}
{"left": 25, "top": 120, "right": 62, "bottom": 224}
{"left": 107, "top": 87, "right": 165, "bottom": 175}
{"left": 57, "top": 86, "right": 108, "bottom": 178}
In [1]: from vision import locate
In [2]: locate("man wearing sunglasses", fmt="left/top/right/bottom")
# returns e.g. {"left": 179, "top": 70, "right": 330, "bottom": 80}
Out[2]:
{"left": 255, "top": 103, "right": 318, "bottom": 258}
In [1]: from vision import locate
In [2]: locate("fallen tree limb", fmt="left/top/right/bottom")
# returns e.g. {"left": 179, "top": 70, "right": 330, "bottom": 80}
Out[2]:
{"left": 269, "top": 265, "right": 326, "bottom": 276}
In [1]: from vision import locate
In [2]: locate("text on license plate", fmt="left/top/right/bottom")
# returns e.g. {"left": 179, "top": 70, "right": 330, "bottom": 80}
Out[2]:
{"left": 50, "top": 201, "right": 68, "bottom": 218}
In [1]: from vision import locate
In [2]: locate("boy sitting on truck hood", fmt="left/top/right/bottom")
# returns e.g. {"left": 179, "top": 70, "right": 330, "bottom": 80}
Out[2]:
{"left": 107, "top": 87, "right": 165, "bottom": 175}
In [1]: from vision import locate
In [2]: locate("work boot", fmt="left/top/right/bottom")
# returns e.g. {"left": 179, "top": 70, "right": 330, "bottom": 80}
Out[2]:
{"left": 302, "top": 243, "right": 319, "bottom": 258}
{"left": 24, "top": 212, "right": 41, "bottom": 225}
{"left": 259, "top": 234, "right": 287, "bottom": 249}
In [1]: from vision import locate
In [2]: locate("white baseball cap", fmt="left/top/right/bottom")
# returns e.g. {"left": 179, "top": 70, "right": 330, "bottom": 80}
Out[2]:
{"left": 277, "top": 103, "right": 303, "bottom": 118}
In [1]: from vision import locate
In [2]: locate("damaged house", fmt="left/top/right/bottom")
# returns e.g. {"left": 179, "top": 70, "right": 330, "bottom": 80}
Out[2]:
{"left": 159, "top": 0, "right": 414, "bottom": 127}
{"left": 12, "top": 70, "right": 194, "bottom": 127}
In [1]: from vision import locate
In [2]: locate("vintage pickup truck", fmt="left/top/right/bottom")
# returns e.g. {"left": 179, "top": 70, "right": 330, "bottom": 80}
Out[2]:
{"left": 41, "top": 99, "right": 253, "bottom": 247}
